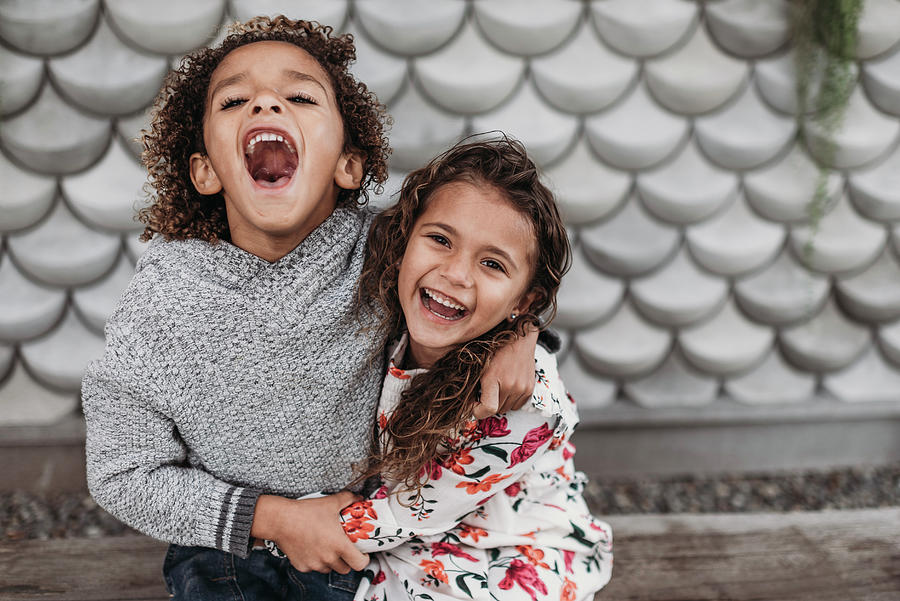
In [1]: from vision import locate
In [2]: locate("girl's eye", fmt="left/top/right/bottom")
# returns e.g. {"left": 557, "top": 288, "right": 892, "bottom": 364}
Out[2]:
{"left": 221, "top": 97, "right": 246, "bottom": 109}
{"left": 427, "top": 234, "right": 450, "bottom": 247}
{"left": 289, "top": 93, "right": 317, "bottom": 105}
{"left": 482, "top": 259, "right": 506, "bottom": 273}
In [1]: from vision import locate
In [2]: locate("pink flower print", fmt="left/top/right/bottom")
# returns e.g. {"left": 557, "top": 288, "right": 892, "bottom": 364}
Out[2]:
{"left": 373, "top": 570, "right": 386, "bottom": 584}
{"left": 563, "top": 550, "right": 574, "bottom": 574}
{"left": 504, "top": 482, "right": 522, "bottom": 497}
{"left": 420, "top": 459, "right": 443, "bottom": 481}
{"left": 498, "top": 558, "right": 548, "bottom": 601}
{"left": 509, "top": 423, "right": 554, "bottom": 466}
{"left": 431, "top": 542, "right": 478, "bottom": 562}
{"left": 562, "top": 443, "right": 575, "bottom": 461}
{"left": 374, "top": 485, "right": 388, "bottom": 499}
{"left": 478, "top": 415, "right": 511, "bottom": 438}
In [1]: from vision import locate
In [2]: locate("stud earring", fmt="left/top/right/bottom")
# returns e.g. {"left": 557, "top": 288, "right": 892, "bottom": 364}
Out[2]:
{"left": 510, "top": 313, "right": 518, "bottom": 320}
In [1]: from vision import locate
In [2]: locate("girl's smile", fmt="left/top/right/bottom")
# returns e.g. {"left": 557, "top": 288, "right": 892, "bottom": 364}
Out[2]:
{"left": 398, "top": 181, "right": 536, "bottom": 368}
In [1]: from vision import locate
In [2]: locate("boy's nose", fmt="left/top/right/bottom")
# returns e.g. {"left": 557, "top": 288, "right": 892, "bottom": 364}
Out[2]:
{"left": 252, "top": 103, "right": 281, "bottom": 114}
{"left": 251, "top": 90, "right": 284, "bottom": 114}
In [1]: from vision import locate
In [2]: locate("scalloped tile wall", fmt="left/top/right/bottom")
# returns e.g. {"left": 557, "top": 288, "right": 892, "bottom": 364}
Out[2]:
{"left": 3, "top": 1, "right": 900, "bottom": 425}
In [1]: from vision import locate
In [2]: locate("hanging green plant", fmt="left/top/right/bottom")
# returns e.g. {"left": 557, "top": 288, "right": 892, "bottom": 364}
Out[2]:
{"left": 790, "top": 0, "right": 863, "bottom": 261}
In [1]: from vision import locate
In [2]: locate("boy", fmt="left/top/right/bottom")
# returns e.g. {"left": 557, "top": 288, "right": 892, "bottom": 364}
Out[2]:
{"left": 82, "top": 16, "right": 537, "bottom": 599}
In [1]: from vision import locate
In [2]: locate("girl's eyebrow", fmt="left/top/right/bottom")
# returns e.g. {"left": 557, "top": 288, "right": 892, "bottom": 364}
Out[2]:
{"left": 421, "top": 222, "right": 519, "bottom": 271}
{"left": 209, "top": 70, "right": 327, "bottom": 99}
{"left": 210, "top": 72, "right": 246, "bottom": 98}
{"left": 284, "top": 70, "right": 328, "bottom": 95}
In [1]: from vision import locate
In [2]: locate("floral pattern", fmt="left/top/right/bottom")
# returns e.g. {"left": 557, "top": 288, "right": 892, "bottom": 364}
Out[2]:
{"left": 343, "top": 336, "right": 613, "bottom": 601}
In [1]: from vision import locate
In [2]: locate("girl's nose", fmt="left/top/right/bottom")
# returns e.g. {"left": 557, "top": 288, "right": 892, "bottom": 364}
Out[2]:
{"left": 441, "top": 256, "right": 473, "bottom": 288}
{"left": 251, "top": 91, "right": 283, "bottom": 114}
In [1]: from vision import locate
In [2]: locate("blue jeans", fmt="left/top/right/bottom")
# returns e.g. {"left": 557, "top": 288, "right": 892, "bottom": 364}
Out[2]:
{"left": 163, "top": 544, "right": 363, "bottom": 601}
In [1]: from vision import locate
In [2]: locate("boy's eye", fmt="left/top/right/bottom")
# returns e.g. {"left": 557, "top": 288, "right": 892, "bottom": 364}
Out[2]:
{"left": 289, "top": 93, "right": 317, "bottom": 105}
{"left": 221, "top": 97, "right": 246, "bottom": 109}
{"left": 482, "top": 259, "right": 506, "bottom": 273}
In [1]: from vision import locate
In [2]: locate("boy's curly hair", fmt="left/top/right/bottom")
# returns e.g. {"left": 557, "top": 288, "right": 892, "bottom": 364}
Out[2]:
{"left": 138, "top": 15, "right": 390, "bottom": 242}
{"left": 353, "top": 135, "right": 571, "bottom": 498}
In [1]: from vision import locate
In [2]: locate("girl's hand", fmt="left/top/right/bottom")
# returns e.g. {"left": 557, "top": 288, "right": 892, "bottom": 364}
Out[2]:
{"left": 252, "top": 492, "right": 369, "bottom": 573}
{"left": 477, "top": 325, "right": 539, "bottom": 418}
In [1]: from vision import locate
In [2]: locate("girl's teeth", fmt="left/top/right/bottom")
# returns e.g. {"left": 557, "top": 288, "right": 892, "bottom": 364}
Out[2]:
{"left": 246, "top": 133, "right": 296, "bottom": 154}
{"left": 425, "top": 288, "right": 464, "bottom": 311}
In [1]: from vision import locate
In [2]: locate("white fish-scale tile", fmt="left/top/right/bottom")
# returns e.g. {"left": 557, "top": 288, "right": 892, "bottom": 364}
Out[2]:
{"left": 575, "top": 301, "right": 672, "bottom": 378}
{"left": 474, "top": 0, "right": 582, "bottom": 56}
{"left": 124, "top": 233, "right": 151, "bottom": 263}
{"left": 825, "top": 347, "right": 900, "bottom": 403}
{"left": 878, "top": 319, "right": 900, "bottom": 366}
{"left": 471, "top": 83, "right": 579, "bottom": 166}
{"left": 230, "top": 0, "right": 348, "bottom": 27}
{"left": 355, "top": 0, "right": 465, "bottom": 56}
{"left": 590, "top": 0, "right": 697, "bottom": 58}
{"left": 0, "top": 153, "right": 56, "bottom": 233}
{"left": 624, "top": 348, "right": 718, "bottom": 408}
{"left": 386, "top": 86, "right": 465, "bottom": 172}
{"left": 20, "top": 309, "right": 105, "bottom": 391}
{"left": 62, "top": 138, "right": 149, "bottom": 231}
{"left": 744, "top": 143, "right": 843, "bottom": 223}
{"left": 531, "top": 21, "right": 637, "bottom": 114}
{"left": 2, "top": 85, "right": 110, "bottom": 174}
{"left": 7, "top": 202, "right": 120, "bottom": 287}
{"left": 725, "top": 349, "right": 816, "bottom": 405}
{"left": 542, "top": 138, "right": 630, "bottom": 224}
{"left": 630, "top": 248, "right": 729, "bottom": 327}
{"left": 863, "top": 46, "right": 900, "bottom": 116}
{"left": 116, "top": 109, "right": 153, "bottom": 160}
{"left": 781, "top": 298, "right": 869, "bottom": 372}
{"left": 415, "top": 23, "right": 524, "bottom": 114}
{"left": 804, "top": 87, "right": 900, "bottom": 169}
{"left": 790, "top": 194, "right": 887, "bottom": 274}
{"left": 0, "top": 255, "right": 66, "bottom": 341}
{"left": 106, "top": 0, "right": 223, "bottom": 55}
{"left": 755, "top": 49, "right": 861, "bottom": 115}
{"left": 72, "top": 254, "right": 135, "bottom": 332}
{"left": 0, "top": 361, "right": 77, "bottom": 426}
{"left": 849, "top": 144, "right": 900, "bottom": 222}
{"left": 695, "top": 85, "right": 795, "bottom": 170}
{"left": 580, "top": 196, "right": 680, "bottom": 277}
{"left": 0, "top": 0, "right": 99, "bottom": 55}
{"left": 835, "top": 248, "right": 900, "bottom": 322}
{"left": 680, "top": 298, "right": 775, "bottom": 375}
{"left": 48, "top": 20, "right": 167, "bottom": 116}
{"left": 554, "top": 249, "right": 625, "bottom": 329}
{"left": 554, "top": 328, "right": 572, "bottom": 361}
{"left": 686, "top": 193, "right": 785, "bottom": 276}
{"left": 855, "top": 0, "right": 900, "bottom": 59}
{"left": 584, "top": 83, "right": 689, "bottom": 170}
{"left": 345, "top": 23, "right": 406, "bottom": 106}
{"left": 0, "top": 46, "right": 43, "bottom": 116}
{"left": 705, "top": 0, "right": 790, "bottom": 58}
{"left": 637, "top": 142, "right": 739, "bottom": 225}
{"left": 734, "top": 249, "right": 829, "bottom": 325}
{"left": 557, "top": 354, "right": 616, "bottom": 409}
{"left": 645, "top": 26, "right": 749, "bottom": 115}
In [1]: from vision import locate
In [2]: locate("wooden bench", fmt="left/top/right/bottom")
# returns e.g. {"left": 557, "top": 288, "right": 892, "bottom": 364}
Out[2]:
{"left": 2, "top": 508, "right": 897, "bottom": 601}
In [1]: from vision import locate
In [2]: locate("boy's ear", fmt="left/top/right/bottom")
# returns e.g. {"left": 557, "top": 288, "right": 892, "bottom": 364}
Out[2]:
{"left": 334, "top": 147, "right": 365, "bottom": 190}
{"left": 189, "top": 152, "right": 223, "bottom": 195}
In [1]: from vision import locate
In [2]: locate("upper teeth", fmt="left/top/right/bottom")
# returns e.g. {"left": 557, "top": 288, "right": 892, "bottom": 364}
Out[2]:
{"left": 246, "top": 132, "right": 296, "bottom": 153}
{"left": 425, "top": 288, "right": 465, "bottom": 311}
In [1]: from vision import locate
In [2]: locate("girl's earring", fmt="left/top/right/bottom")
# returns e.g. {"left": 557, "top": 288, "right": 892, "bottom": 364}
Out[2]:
{"left": 509, "top": 313, "right": 518, "bottom": 320}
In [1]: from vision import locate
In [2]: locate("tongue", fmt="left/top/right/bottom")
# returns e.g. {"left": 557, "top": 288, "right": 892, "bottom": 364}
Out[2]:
{"left": 246, "top": 141, "right": 297, "bottom": 184}
{"left": 425, "top": 295, "right": 462, "bottom": 319}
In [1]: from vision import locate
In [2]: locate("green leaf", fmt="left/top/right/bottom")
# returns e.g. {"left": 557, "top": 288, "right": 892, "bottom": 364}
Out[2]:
{"left": 456, "top": 574, "right": 473, "bottom": 598}
{"left": 467, "top": 466, "right": 491, "bottom": 479}
{"left": 480, "top": 445, "right": 508, "bottom": 461}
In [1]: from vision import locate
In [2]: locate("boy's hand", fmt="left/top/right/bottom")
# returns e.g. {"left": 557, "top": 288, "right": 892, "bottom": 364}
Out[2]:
{"left": 476, "top": 326, "right": 539, "bottom": 418}
{"left": 252, "top": 492, "right": 369, "bottom": 574}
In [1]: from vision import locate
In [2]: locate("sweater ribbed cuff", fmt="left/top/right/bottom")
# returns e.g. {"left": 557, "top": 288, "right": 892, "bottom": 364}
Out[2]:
{"left": 216, "top": 486, "right": 262, "bottom": 558}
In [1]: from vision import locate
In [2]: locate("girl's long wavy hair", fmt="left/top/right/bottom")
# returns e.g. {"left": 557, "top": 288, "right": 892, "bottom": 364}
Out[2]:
{"left": 138, "top": 15, "right": 390, "bottom": 242}
{"left": 354, "top": 135, "right": 571, "bottom": 496}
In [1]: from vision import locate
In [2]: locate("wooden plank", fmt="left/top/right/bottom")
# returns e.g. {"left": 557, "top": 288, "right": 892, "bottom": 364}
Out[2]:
{"left": 599, "top": 508, "right": 900, "bottom": 601}
{"left": 0, "top": 510, "right": 897, "bottom": 601}
{"left": 0, "top": 536, "right": 168, "bottom": 601}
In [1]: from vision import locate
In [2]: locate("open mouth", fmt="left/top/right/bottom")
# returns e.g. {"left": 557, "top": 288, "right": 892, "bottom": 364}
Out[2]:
{"left": 420, "top": 288, "right": 469, "bottom": 321}
{"left": 244, "top": 130, "right": 298, "bottom": 188}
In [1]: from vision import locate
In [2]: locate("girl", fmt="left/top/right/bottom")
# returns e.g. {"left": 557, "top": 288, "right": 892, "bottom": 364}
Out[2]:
{"left": 336, "top": 136, "right": 613, "bottom": 601}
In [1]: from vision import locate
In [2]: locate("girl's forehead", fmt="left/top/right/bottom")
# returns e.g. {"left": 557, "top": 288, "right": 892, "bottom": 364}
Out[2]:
{"left": 211, "top": 41, "right": 330, "bottom": 88}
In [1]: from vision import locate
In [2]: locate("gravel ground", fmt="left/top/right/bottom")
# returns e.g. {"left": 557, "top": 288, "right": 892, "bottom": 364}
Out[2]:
{"left": 3, "top": 464, "right": 898, "bottom": 541}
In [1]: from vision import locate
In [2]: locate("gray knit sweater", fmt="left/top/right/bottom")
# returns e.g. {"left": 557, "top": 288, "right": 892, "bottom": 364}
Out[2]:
{"left": 82, "top": 207, "right": 384, "bottom": 558}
